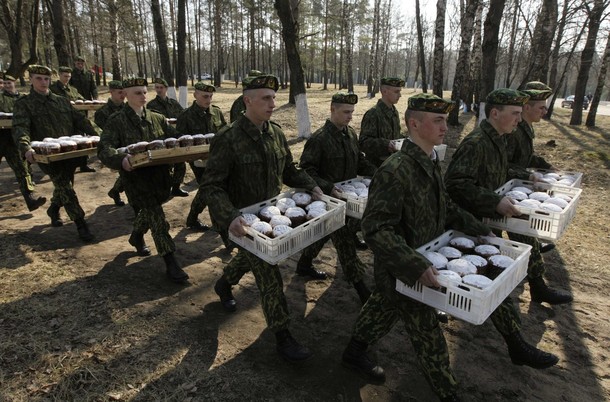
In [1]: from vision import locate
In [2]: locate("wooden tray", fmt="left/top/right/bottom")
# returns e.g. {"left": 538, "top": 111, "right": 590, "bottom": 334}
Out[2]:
{"left": 33, "top": 147, "right": 97, "bottom": 163}
{"left": 73, "top": 103, "right": 105, "bottom": 111}
{"left": 0, "top": 119, "right": 12, "bottom": 129}
{"left": 129, "top": 145, "right": 210, "bottom": 168}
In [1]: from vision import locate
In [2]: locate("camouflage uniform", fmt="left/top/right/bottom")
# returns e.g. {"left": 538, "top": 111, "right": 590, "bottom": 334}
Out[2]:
{"left": 201, "top": 115, "right": 318, "bottom": 332}
{"left": 359, "top": 99, "right": 403, "bottom": 167}
{"left": 69, "top": 68, "right": 97, "bottom": 100}
{"left": 49, "top": 81, "right": 84, "bottom": 101}
{"left": 229, "top": 95, "right": 245, "bottom": 123}
{"left": 12, "top": 90, "right": 99, "bottom": 221}
{"left": 298, "top": 118, "right": 376, "bottom": 283}
{"left": 353, "top": 140, "right": 492, "bottom": 399}
{"left": 95, "top": 99, "right": 126, "bottom": 196}
{"left": 97, "top": 106, "right": 177, "bottom": 256}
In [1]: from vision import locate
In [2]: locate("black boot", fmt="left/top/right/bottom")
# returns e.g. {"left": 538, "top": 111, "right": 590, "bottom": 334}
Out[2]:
{"left": 128, "top": 231, "right": 151, "bottom": 256}
{"left": 80, "top": 165, "right": 96, "bottom": 173}
{"left": 275, "top": 329, "right": 313, "bottom": 362}
{"left": 186, "top": 213, "right": 210, "bottom": 231}
{"left": 163, "top": 253, "right": 189, "bottom": 283}
{"left": 353, "top": 281, "right": 371, "bottom": 304}
{"left": 23, "top": 191, "right": 46, "bottom": 212}
{"left": 296, "top": 259, "right": 328, "bottom": 280}
{"left": 171, "top": 185, "right": 189, "bottom": 197}
{"left": 502, "top": 331, "right": 559, "bottom": 369}
{"left": 107, "top": 189, "right": 125, "bottom": 206}
{"left": 353, "top": 232, "right": 368, "bottom": 250}
{"left": 46, "top": 203, "right": 63, "bottom": 227}
{"left": 341, "top": 337, "right": 385, "bottom": 383}
{"left": 214, "top": 275, "right": 237, "bottom": 311}
{"left": 75, "top": 219, "right": 94, "bottom": 242}
{"left": 529, "top": 276, "right": 573, "bottom": 305}
{"left": 540, "top": 242, "right": 556, "bottom": 253}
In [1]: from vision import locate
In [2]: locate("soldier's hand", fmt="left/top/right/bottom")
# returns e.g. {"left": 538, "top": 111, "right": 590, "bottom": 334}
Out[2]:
{"left": 330, "top": 186, "right": 343, "bottom": 199}
{"left": 24, "top": 149, "right": 36, "bottom": 164}
{"left": 229, "top": 216, "right": 247, "bottom": 237}
{"left": 495, "top": 196, "right": 521, "bottom": 218}
{"left": 311, "top": 186, "right": 324, "bottom": 200}
{"left": 419, "top": 267, "right": 441, "bottom": 288}
{"left": 388, "top": 140, "right": 397, "bottom": 152}
{"left": 529, "top": 171, "right": 543, "bottom": 182}
{"left": 122, "top": 155, "right": 133, "bottom": 172}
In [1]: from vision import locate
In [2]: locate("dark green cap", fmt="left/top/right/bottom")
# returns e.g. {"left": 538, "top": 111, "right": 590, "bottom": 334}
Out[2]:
{"left": 3, "top": 74, "right": 16, "bottom": 81}
{"left": 521, "top": 81, "right": 552, "bottom": 101}
{"left": 28, "top": 65, "right": 52, "bottom": 76}
{"left": 123, "top": 77, "right": 148, "bottom": 88}
{"left": 75, "top": 55, "right": 86, "bottom": 62}
{"left": 153, "top": 78, "right": 168, "bottom": 87}
{"left": 331, "top": 92, "right": 358, "bottom": 105}
{"left": 242, "top": 74, "right": 279, "bottom": 91}
{"left": 381, "top": 77, "right": 405, "bottom": 87}
{"left": 58, "top": 66, "right": 72, "bottom": 73}
{"left": 407, "top": 93, "right": 455, "bottom": 114}
{"left": 248, "top": 70, "right": 263, "bottom": 77}
{"left": 108, "top": 80, "right": 123, "bottom": 90}
{"left": 194, "top": 82, "right": 215, "bottom": 92}
{"left": 524, "top": 81, "right": 552, "bottom": 91}
{"left": 486, "top": 88, "right": 530, "bottom": 106}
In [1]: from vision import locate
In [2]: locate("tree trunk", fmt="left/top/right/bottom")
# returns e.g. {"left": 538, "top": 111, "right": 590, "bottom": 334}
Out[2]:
{"left": 248, "top": 0, "right": 256, "bottom": 70}
{"left": 479, "top": 0, "right": 506, "bottom": 112}
{"left": 213, "top": 0, "right": 224, "bottom": 86}
{"left": 585, "top": 31, "right": 610, "bottom": 127}
{"left": 415, "top": 0, "right": 428, "bottom": 92}
{"left": 432, "top": 0, "right": 447, "bottom": 97}
{"left": 177, "top": 0, "right": 188, "bottom": 106}
{"left": 49, "top": 0, "right": 71, "bottom": 66}
{"left": 466, "top": 1, "right": 483, "bottom": 112}
{"left": 367, "top": 0, "right": 381, "bottom": 97}
{"left": 504, "top": 0, "right": 519, "bottom": 87}
{"left": 1, "top": 0, "right": 39, "bottom": 79}
{"left": 150, "top": 0, "right": 174, "bottom": 85}
{"left": 520, "top": 0, "right": 558, "bottom": 86}
{"left": 107, "top": 0, "right": 122, "bottom": 81}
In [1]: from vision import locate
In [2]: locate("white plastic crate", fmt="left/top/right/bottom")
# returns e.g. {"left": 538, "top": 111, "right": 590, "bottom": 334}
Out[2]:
{"left": 395, "top": 230, "right": 531, "bottom": 325}
{"left": 229, "top": 189, "right": 346, "bottom": 265}
{"left": 483, "top": 179, "right": 582, "bottom": 241}
{"left": 335, "top": 177, "right": 370, "bottom": 219}
{"left": 392, "top": 139, "right": 447, "bottom": 161}
{"left": 526, "top": 168, "right": 583, "bottom": 188}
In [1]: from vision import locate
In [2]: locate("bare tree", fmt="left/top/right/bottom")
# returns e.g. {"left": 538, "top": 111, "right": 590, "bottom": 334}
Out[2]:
{"left": 1, "top": 0, "right": 41, "bottom": 79}
{"left": 586, "top": 30, "right": 610, "bottom": 127}
{"left": 479, "top": 0, "right": 506, "bottom": 107}
{"left": 367, "top": 0, "right": 381, "bottom": 97}
{"left": 415, "top": 0, "right": 428, "bottom": 92}
{"left": 150, "top": 0, "right": 174, "bottom": 85}
{"left": 47, "top": 0, "right": 71, "bottom": 66}
{"left": 520, "top": 0, "right": 558, "bottom": 85}
{"left": 177, "top": 0, "right": 187, "bottom": 92}
{"left": 432, "top": 0, "right": 447, "bottom": 96}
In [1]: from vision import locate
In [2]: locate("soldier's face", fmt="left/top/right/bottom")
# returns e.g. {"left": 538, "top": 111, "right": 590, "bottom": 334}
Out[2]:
{"left": 59, "top": 72, "right": 71, "bottom": 85}
{"left": 412, "top": 112, "right": 448, "bottom": 147}
{"left": 154, "top": 84, "right": 167, "bottom": 97}
{"left": 30, "top": 74, "right": 50, "bottom": 94}
{"left": 523, "top": 101, "right": 547, "bottom": 123}
{"left": 381, "top": 85, "right": 401, "bottom": 105}
{"left": 244, "top": 88, "right": 276, "bottom": 123}
{"left": 194, "top": 90, "right": 213, "bottom": 109}
{"left": 75, "top": 60, "right": 85, "bottom": 70}
{"left": 330, "top": 103, "right": 355, "bottom": 128}
{"left": 3, "top": 80, "right": 15, "bottom": 93}
{"left": 110, "top": 89, "right": 126, "bottom": 103}
{"left": 126, "top": 86, "right": 147, "bottom": 108}
{"left": 491, "top": 105, "right": 522, "bottom": 134}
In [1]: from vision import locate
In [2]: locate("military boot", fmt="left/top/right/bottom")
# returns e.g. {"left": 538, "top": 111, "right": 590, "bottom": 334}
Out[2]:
{"left": 46, "top": 203, "right": 63, "bottom": 227}
{"left": 341, "top": 337, "right": 386, "bottom": 383}
{"left": 275, "top": 329, "right": 313, "bottom": 362}
{"left": 186, "top": 212, "right": 210, "bottom": 231}
{"left": 529, "top": 276, "right": 573, "bottom": 305}
{"left": 296, "top": 257, "right": 328, "bottom": 280}
{"left": 353, "top": 281, "right": 371, "bottom": 304}
{"left": 107, "top": 189, "right": 125, "bottom": 206}
{"left": 163, "top": 253, "right": 189, "bottom": 283}
{"left": 214, "top": 275, "right": 237, "bottom": 312}
{"left": 171, "top": 185, "right": 189, "bottom": 197}
{"left": 128, "top": 231, "right": 151, "bottom": 256}
{"left": 353, "top": 232, "right": 368, "bottom": 250}
{"left": 75, "top": 219, "right": 94, "bottom": 242}
{"left": 502, "top": 331, "right": 559, "bottom": 369}
{"left": 23, "top": 191, "right": 46, "bottom": 212}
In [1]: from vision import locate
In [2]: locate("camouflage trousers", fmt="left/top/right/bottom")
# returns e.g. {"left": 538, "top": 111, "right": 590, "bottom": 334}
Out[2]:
{"left": 224, "top": 248, "right": 290, "bottom": 332}
{"left": 170, "top": 162, "right": 186, "bottom": 187}
{"left": 187, "top": 165, "right": 207, "bottom": 221}
{"left": 38, "top": 159, "right": 84, "bottom": 221}
{"left": 111, "top": 175, "right": 124, "bottom": 193}
{"left": 298, "top": 221, "right": 367, "bottom": 283}
{"left": 0, "top": 133, "right": 35, "bottom": 194}
{"left": 133, "top": 204, "right": 175, "bottom": 256}
{"left": 507, "top": 232, "right": 544, "bottom": 279}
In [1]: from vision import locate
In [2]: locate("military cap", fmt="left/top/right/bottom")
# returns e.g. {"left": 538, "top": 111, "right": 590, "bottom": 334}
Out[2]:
{"left": 108, "top": 80, "right": 123, "bottom": 90}
{"left": 194, "top": 82, "right": 215, "bottom": 92}
{"left": 523, "top": 81, "right": 552, "bottom": 91}
{"left": 75, "top": 55, "right": 86, "bottom": 62}
{"left": 486, "top": 88, "right": 530, "bottom": 106}
{"left": 521, "top": 81, "right": 553, "bottom": 101}
{"left": 58, "top": 66, "right": 72, "bottom": 73}
{"left": 153, "top": 78, "right": 169, "bottom": 87}
{"left": 248, "top": 70, "right": 263, "bottom": 77}
{"left": 242, "top": 74, "right": 279, "bottom": 91}
{"left": 3, "top": 74, "right": 16, "bottom": 81}
{"left": 407, "top": 93, "right": 455, "bottom": 114}
{"left": 381, "top": 77, "right": 405, "bottom": 87}
{"left": 331, "top": 92, "right": 358, "bottom": 105}
{"left": 122, "top": 77, "right": 148, "bottom": 88}
{"left": 28, "top": 65, "right": 52, "bottom": 76}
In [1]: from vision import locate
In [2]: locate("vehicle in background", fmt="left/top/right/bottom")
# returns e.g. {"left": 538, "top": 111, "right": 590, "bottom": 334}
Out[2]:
{"left": 561, "top": 95, "right": 589, "bottom": 110}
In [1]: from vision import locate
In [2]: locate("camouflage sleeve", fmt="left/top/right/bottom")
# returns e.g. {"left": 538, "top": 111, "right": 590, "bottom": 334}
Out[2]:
{"left": 508, "top": 163, "right": 532, "bottom": 180}
{"left": 163, "top": 119, "right": 177, "bottom": 138}
{"left": 97, "top": 116, "right": 127, "bottom": 170}
{"left": 219, "top": 108, "right": 227, "bottom": 127}
{"left": 359, "top": 109, "right": 391, "bottom": 163}
{"left": 299, "top": 135, "right": 334, "bottom": 194}
{"left": 445, "top": 197, "right": 491, "bottom": 236}
{"left": 280, "top": 134, "right": 318, "bottom": 190}
{"left": 11, "top": 99, "right": 32, "bottom": 156}
{"left": 94, "top": 108, "right": 107, "bottom": 129}
{"left": 175, "top": 113, "right": 188, "bottom": 135}
{"left": 357, "top": 150, "right": 377, "bottom": 177}
{"left": 529, "top": 154, "right": 552, "bottom": 169}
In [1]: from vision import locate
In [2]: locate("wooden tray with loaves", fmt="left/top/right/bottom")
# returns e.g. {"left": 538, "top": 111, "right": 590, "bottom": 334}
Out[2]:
{"left": 33, "top": 147, "right": 97, "bottom": 164}
{"left": 129, "top": 145, "right": 210, "bottom": 168}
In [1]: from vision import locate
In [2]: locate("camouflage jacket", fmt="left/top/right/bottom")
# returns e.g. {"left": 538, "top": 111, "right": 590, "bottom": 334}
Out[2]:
{"left": 359, "top": 99, "right": 403, "bottom": 167}
{"left": 176, "top": 102, "right": 226, "bottom": 135}
{"left": 0, "top": 91, "right": 25, "bottom": 112}
{"left": 299, "top": 119, "right": 377, "bottom": 194}
{"left": 147, "top": 95, "right": 183, "bottom": 118}
{"left": 506, "top": 120, "right": 551, "bottom": 179}
{"left": 362, "top": 140, "right": 490, "bottom": 299}
{"left": 445, "top": 119, "right": 509, "bottom": 219}
{"left": 12, "top": 90, "right": 99, "bottom": 156}
{"left": 94, "top": 99, "right": 125, "bottom": 130}
{"left": 229, "top": 95, "right": 245, "bottom": 123}
{"left": 49, "top": 81, "right": 84, "bottom": 102}
{"left": 69, "top": 68, "right": 97, "bottom": 100}
{"left": 201, "top": 115, "right": 318, "bottom": 230}
{"left": 97, "top": 105, "right": 177, "bottom": 208}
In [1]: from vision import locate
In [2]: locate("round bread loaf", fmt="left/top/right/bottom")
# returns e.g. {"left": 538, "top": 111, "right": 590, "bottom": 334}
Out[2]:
{"left": 269, "top": 215, "right": 292, "bottom": 228}
{"left": 276, "top": 197, "right": 296, "bottom": 213}
{"left": 474, "top": 244, "right": 500, "bottom": 258}
{"left": 437, "top": 269, "right": 462, "bottom": 285}
{"left": 178, "top": 135, "right": 194, "bottom": 147}
{"left": 146, "top": 140, "right": 165, "bottom": 150}
{"left": 487, "top": 255, "right": 515, "bottom": 280}
{"left": 449, "top": 237, "right": 475, "bottom": 254}
{"left": 259, "top": 205, "right": 281, "bottom": 222}
{"left": 291, "top": 192, "right": 312, "bottom": 207}
{"left": 241, "top": 213, "right": 260, "bottom": 226}
{"left": 422, "top": 251, "right": 448, "bottom": 269}
{"left": 251, "top": 221, "right": 272, "bottom": 237}
{"left": 285, "top": 207, "right": 307, "bottom": 227}
{"left": 463, "top": 274, "right": 493, "bottom": 289}
{"left": 164, "top": 138, "right": 178, "bottom": 148}
{"left": 306, "top": 201, "right": 326, "bottom": 211}
{"left": 447, "top": 259, "right": 477, "bottom": 277}
{"left": 462, "top": 254, "right": 488, "bottom": 275}
{"left": 437, "top": 246, "right": 462, "bottom": 260}
{"left": 272, "top": 225, "right": 293, "bottom": 238}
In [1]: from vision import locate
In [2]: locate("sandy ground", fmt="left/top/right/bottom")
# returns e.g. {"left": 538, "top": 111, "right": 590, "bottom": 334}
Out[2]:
{"left": 0, "top": 85, "right": 609, "bottom": 401}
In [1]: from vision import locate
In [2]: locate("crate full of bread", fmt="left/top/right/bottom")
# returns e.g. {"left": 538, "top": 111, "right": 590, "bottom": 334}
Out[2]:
{"left": 229, "top": 189, "right": 346, "bottom": 265}
{"left": 483, "top": 179, "right": 582, "bottom": 241}
{"left": 526, "top": 168, "right": 583, "bottom": 188}
{"left": 334, "top": 177, "right": 371, "bottom": 219}
{"left": 395, "top": 230, "right": 531, "bottom": 325}
{"left": 31, "top": 135, "right": 100, "bottom": 163}
{"left": 126, "top": 134, "right": 214, "bottom": 168}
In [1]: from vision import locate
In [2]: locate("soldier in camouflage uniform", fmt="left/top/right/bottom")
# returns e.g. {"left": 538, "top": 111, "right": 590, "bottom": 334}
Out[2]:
{"left": 229, "top": 70, "right": 262, "bottom": 123}
{"left": 201, "top": 74, "right": 324, "bottom": 362}
{"left": 0, "top": 74, "right": 46, "bottom": 211}
{"left": 69, "top": 56, "right": 97, "bottom": 100}
{"left": 147, "top": 78, "right": 187, "bottom": 197}
{"left": 296, "top": 92, "right": 377, "bottom": 303}
{"left": 97, "top": 78, "right": 189, "bottom": 283}
{"left": 176, "top": 82, "right": 227, "bottom": 234}
{"left": 13, "top": 65, "right": 99, "bottom": 241}
{"left": 94, "top": 80, "right": 127, "bottom": 207}
{"left": 505, "top": 81, "right": 572, "bottom": 305}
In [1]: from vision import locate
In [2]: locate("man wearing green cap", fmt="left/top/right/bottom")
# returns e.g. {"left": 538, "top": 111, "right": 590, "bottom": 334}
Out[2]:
{"left": 504, "top": 82, "right": 572, "bottom": 305}
{"left": 95, "top": 80, "right": 127, "bottom": 206}
{"left": 70, "top": 56, "right": 97, "bottom": 101}
{"left": 296, "top": 92, "right": 376, "bottom": 303}
{"left": 176, "top": 82, "right": 227, "bottom": 233}
{"left": 147, "top": 77, "right": 187, "bottom": 197}
{"left": 229, "top": 70, "right": 263, "bottom": 123}
{"left": 13, "top": 65, "right": 99, "bottom": 241}
{"left": 97, "top": 77, "right": 189, "bottom": 284}
{"left": 201, "top": 74, "right": 324, "bottom": 362}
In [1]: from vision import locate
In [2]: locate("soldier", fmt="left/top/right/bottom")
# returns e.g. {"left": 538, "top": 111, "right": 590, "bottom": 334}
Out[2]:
{"left": 296, "top": 92, "right": 376, "bottom": 304}
{"left": 342, "top": 94, "right": 558, "bottom": 402}
{"left": 147, "top": 77, "right": 187, "bottom": 197}
{"left": 0, "top": 73, "right": 46, "bottom": 211}
{"left": 175, "top": 82, "right": 227, "bottom": 233}
{"left": 229, "top": 69, "right": 262, "bottom": 123}
{"left": 94, "top": 80, "right": 127, "bottom": 207}
{"left": 13, "top": 65, "right": 99, "bottom": 241}
{"left": 69, "top": 56, "right": 97, "bottom": 100}
{"left": 201, "top": 74, "right": 324, "bottom": 362}
{"left": 504, "top": 81, "right": 572, "bottom": 304}
{"left": 97, "top": 78, "right": 189, "bottom": 284}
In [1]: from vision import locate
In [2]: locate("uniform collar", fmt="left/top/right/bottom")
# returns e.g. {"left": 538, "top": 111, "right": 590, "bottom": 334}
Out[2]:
{"left": 480, "top": 119, "right": 506, "bottom": 149}
{"left": 238, "top": 116, "right": 270, "bottom": 141}
{"left": 401, "top": 139, "right": 437, "bottom": 178}
{"left": 324, "top": 119, "right": 349, "bottom": 137}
